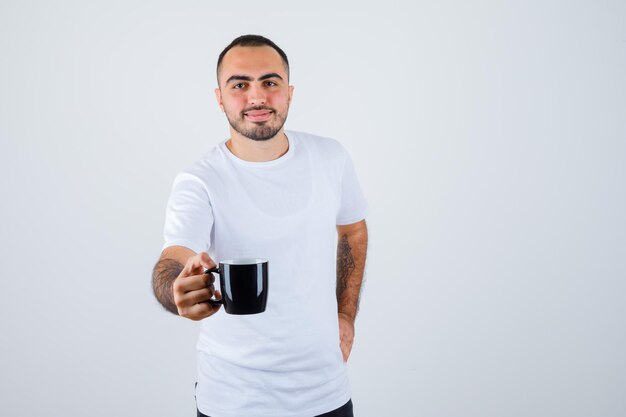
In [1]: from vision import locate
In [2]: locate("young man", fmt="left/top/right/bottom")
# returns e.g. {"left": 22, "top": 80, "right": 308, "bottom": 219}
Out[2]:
{"left": 152, "top": 34, "right": 368, "bottom": 417}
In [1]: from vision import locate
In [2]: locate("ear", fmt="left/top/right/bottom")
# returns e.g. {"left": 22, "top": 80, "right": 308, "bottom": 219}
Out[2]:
{"left": 215, "top": 87, "right": 225, "bottom": 112}
{"left": 288, "top": 85, "right": 294, "bottom": 105}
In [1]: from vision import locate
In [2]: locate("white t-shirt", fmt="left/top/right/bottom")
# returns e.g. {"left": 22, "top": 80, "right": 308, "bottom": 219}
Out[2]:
{"left": 161, "top": 130, "right": 368, "bottom": 417}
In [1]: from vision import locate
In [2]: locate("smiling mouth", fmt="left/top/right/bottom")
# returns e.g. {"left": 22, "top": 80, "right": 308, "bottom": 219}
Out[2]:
{"left": 244, "top": 110, "right": 273, "bottom": 121}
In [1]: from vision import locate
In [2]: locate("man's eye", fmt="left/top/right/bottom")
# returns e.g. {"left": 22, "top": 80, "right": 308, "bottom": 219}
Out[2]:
{"left": 233, "top": 83, "right": 246, "bottom": 89}
{"left": 265, "top": 81, "right": 277, "bottom": 86}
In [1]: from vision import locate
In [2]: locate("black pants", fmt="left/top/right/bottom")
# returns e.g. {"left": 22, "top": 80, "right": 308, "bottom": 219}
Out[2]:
{"left": 197, "top": 399, "right": 354, "bottom": 417}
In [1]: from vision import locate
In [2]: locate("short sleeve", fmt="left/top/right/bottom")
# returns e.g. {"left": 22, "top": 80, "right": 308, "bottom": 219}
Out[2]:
{"left": 336, "top": 150, "right": 369, "bottom": 225}
{"left": 162, "top": 172, "right": 214, "bottom": 253}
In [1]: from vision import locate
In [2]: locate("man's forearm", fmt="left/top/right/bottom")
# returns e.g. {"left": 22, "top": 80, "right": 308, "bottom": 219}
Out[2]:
{"left": 152, "top": 258, "right": 184, "bottom": 315}
{"left": 336, "top": 221, "right": 368, "bottom": 322}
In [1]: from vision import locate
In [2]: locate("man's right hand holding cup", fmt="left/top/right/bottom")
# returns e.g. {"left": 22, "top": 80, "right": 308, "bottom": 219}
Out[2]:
{"left": 173, "top": 252, "right": 222, "bottom": 321}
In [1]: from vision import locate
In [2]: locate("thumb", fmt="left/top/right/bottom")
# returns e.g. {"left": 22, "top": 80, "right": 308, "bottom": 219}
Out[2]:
{"left": 182, "top": 252, "right": 215, "bottom": 276}
{"left": 198, "top": 252, "right": 216, "bottom": 271}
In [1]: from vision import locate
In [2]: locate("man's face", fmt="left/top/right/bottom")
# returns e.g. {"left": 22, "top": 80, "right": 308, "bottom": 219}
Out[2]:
{"left": 215, "top": 46, "right": 294, "bottom": 141}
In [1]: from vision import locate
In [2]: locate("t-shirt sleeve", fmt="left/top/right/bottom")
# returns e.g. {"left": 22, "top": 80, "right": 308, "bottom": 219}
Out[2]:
{"left": 161, "top": 172, "right": 213, "bottom": 253}
{"left": 336, "top": 149, "right": 369, "bottom": 225}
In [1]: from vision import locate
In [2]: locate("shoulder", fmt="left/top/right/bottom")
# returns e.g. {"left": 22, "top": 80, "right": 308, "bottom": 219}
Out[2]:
{"left": 287, "top": 130, "right": 348, "bottom": 159}
{"left": 172, "top": 143, "right": 225, "bottom": 188}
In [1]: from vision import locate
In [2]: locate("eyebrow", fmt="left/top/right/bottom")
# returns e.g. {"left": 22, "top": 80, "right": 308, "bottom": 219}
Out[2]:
{"left": 225, "top": 73, "right": 284, "bottom": 85}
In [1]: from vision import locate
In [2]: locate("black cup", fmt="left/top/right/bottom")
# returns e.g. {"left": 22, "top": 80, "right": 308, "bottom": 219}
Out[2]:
{"left": 204, "top": 259, "right": 269, "bottom": 315}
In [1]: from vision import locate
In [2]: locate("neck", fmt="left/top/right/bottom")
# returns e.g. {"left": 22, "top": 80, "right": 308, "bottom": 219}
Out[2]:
{"left": 226, "top": 129, "right": 289, "bottom": 162}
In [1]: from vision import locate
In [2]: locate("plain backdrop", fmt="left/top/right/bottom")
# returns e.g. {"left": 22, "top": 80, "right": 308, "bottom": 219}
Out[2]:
{"left": 1, "top": 1, "right": 625, "bottom": 416}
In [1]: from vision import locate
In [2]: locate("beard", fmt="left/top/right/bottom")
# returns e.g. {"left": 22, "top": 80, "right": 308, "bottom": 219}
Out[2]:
{"left": 224, "top": 105, "right": 289, "bottom": 141}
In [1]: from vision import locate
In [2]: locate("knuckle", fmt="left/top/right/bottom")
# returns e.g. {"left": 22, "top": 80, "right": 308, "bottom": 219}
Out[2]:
{"left": 193, "top": 290, "right": 208, "bottom": 304}
{"left": 173, "top": 279, "right": 187, "bottom": 295}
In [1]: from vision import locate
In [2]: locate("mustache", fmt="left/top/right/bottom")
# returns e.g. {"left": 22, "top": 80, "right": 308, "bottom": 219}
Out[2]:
{"left": 243, "top": 106, "right": 275, "bottom": 113}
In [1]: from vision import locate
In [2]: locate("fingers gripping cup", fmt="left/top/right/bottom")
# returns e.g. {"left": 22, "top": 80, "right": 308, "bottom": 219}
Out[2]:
{"left": 204, "top": 259, "right": 269, "bottom": 315}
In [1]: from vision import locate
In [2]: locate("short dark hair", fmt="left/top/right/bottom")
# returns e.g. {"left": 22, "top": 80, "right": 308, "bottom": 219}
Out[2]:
{"left": 216, "top": 34, "right": 289, "bottom": 85}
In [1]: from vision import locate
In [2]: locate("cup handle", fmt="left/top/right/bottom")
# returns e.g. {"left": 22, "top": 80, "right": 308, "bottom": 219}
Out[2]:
{"left": 204, "top": 267, "right": 224, "bottom": 306}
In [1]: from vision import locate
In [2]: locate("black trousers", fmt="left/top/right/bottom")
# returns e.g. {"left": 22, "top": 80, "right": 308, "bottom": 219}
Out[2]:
{"left": 197, "top": 399, "right": 354, "bottom": 417}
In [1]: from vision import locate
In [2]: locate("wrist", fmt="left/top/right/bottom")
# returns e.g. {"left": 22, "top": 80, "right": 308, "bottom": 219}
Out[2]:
{"left": 338, "top": 311, "right": 355, "bottom": 324}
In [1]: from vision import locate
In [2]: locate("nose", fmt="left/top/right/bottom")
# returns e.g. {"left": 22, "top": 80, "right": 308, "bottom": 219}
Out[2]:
{"left": 247, "top": 83, "right": 267, "bottom": 106}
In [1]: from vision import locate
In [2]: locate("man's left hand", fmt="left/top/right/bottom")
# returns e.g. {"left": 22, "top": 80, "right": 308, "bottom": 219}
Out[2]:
{"left": 338, "top": 313, "right": 355, "bottom": 362}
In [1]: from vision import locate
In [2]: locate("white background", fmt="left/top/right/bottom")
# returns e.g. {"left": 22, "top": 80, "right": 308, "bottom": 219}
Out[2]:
{"left": 1, "top": 1, "right": 625, "bottom": 416}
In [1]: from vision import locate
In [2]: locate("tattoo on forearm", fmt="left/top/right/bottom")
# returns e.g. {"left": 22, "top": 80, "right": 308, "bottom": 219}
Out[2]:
{"left": 336, "top": 234, "right": 356, "bottom": 300}
{"left": 152, "top": 258, "right": 184, "bottom": 315}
